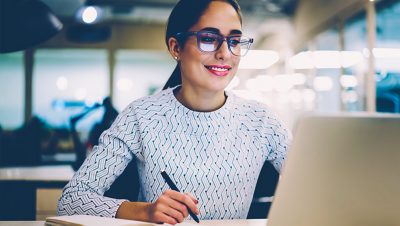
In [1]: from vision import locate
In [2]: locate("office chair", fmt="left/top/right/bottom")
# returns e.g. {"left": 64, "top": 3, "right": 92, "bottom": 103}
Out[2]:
{"left": 247, "top": 161, "right": 279, "bottom": 219}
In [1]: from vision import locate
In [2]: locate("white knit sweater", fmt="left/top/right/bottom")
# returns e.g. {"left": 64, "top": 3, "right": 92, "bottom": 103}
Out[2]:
{"left": 58, "top": 87, "right": 291, "bottom": 220}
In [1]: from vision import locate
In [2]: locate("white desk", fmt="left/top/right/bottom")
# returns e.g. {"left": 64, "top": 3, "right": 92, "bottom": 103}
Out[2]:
{"left": 0, "top": 165, "right": 74, "bottom": 182}
{"left": 0, "top": 219, "right": 268, "bottom": 226}
{"left": 0, "top": 165, "right": 74, "bottom": 220}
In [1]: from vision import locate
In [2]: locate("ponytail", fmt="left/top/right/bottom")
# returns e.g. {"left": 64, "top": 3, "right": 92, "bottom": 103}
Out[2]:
{"left": 162, "top": 64, "right": 182, "bottom": 90}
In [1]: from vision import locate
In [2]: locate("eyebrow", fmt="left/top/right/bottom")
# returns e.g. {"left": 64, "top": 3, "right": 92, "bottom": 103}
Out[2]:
{"left": 200, "top": 27, "right": 242, "bottom": 35}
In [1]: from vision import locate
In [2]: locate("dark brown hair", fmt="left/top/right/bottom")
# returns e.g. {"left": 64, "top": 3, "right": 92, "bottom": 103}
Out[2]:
{"left": 162, "top": 0, "right": 242, "bottom": 90}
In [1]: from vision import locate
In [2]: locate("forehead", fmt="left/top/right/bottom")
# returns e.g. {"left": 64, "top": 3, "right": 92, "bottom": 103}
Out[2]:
{"left": 190, "top": 1, "right": 242, "bottom": 35}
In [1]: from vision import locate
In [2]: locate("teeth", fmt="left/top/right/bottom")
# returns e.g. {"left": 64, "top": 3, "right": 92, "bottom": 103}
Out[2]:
{"left": 208, "top": 66, "right": 228, "bottom": 72}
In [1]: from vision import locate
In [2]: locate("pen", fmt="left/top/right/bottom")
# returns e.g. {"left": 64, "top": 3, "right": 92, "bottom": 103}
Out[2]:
{"left": 161, "top": 170, "right": 200, "bottom": 223}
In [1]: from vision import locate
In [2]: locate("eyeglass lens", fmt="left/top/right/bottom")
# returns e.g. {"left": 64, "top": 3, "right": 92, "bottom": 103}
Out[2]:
{"left": 197, "top": 32, "right": 252, "bottom": 56}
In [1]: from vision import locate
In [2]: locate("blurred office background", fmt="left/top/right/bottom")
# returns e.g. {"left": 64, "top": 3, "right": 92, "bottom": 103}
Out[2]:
{"left": 0, "top": 0, "right": 399, "bottom": 221}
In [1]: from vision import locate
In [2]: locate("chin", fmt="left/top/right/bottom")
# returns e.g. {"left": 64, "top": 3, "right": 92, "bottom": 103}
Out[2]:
{"left": 206, "top": 80, "right": 232, "bottom": 92}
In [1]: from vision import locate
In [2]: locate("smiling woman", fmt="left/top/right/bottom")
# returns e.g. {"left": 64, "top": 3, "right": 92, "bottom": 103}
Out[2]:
{"left": 57, "top": 0, "right": 291, "bottom": 225}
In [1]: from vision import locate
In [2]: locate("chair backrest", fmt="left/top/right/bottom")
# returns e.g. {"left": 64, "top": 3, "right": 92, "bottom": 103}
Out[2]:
{"left": 104, "top": 157, "right": 140, "bottom": 201}
{"left": 247, "top": 161, "right": 279, "bottom": 219}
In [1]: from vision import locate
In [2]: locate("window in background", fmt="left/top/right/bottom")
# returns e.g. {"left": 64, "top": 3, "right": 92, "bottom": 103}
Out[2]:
{"left": 288, "top": 28, "right": 342, "bottom": 114}
{"left": 344, "top": 12, "right": 368, "bottom": 112}
{"left": 33, "top": 49, "right": 108, "bottom": 134}
{"left": 375, "top": 1, "right": 400, "bottom": 113}
{"left": 113, "top": 50, "right": 175, "bottom": 111}
{"left": 313, "top": 28, "right": 342, "bottom": 112}
{"left": 0, "top": 52, "right": 24, "bottom": 129}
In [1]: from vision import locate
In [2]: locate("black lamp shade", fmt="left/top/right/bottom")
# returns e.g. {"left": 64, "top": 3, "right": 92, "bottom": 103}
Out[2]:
{"left": 0, "top": 0, "right": 63, "bottom": 53}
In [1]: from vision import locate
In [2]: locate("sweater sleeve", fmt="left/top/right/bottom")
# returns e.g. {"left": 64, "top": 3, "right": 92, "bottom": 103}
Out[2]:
{"left": 57, "top": 105, "right": 142, "bottom": 218}
{"left": 261, "top": 111, "right": 292, "bottom": 173}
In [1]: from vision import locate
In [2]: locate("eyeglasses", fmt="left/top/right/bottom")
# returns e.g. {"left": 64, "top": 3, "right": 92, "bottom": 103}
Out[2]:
{"left": 175, "top": 31, "right": 254, "bottom": 57}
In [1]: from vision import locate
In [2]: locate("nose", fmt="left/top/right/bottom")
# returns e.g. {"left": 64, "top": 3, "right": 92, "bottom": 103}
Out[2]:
{"left": 215, "top": 40, "right": 231, "bottom": 60}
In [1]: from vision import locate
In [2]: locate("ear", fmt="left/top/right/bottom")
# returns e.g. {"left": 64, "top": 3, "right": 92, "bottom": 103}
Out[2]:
{"left": 168, "top": 37, "right": 181, "bottom": 60}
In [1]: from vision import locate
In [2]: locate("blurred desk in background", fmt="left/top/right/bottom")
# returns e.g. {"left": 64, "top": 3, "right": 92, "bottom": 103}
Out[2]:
{"left": 0, "top": 165, "right": 74, "bottom": 220}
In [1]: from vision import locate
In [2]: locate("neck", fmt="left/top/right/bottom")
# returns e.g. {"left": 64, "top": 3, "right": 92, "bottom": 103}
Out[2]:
{"left": 175, "top": 86, "right": 226, "bottom": 112}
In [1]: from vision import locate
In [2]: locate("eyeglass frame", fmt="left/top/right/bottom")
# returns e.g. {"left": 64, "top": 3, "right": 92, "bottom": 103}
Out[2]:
{"left": 174, "top": 30, "right": 254, "bottom": 57}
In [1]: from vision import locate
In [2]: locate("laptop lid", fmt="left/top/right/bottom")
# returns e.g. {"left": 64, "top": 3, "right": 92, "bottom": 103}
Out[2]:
{"left": 267, "top": 113, "right": 400, "bottom": 226}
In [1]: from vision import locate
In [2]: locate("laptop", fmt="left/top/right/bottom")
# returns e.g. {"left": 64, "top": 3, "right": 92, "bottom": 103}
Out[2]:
{"left": 267, "top": 113, "right": 400, "bottom": 226}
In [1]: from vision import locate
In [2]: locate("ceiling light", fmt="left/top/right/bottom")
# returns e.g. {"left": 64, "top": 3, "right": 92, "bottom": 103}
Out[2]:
{"left": 76, "top": 6, "right": 103, "bottom": 24}
{"left": 340, "top": 75, "right": 358, "bottom": 88}
{"left": 373, "top": 48, "right": 400, "bottom": 58}
{"left": 56, "top": 76, "right": 68, "bottom": 90}
{"left": 239, "top": 50, "right": 279, "bottom": 69}
{"left": 289, "top": 51, "right": 363, "bottom": 69}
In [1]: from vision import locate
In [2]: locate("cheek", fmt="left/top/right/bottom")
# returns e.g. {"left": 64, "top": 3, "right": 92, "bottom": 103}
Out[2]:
{"left": 231, "top": 57, "right": 241, "bottom": 70}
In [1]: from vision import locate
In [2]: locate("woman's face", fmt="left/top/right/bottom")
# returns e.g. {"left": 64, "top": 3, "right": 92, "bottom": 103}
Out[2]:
{"left": 178, "top": 1, "right": 242, "bottom": 94}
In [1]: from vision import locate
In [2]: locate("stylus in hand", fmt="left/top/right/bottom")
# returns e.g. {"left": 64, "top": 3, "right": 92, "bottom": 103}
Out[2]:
{"left": 161, "top": 170, "right": 200, "bottom": 223}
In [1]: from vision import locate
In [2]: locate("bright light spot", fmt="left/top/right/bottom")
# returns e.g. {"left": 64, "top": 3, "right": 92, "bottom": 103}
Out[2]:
{"left": 82, "top": 6, "right": 98, "bottom": 24}
{"left": 313, "top": 51, "right": 341, "bottom": 68}
{"left": 291, "top": 73, "right": 307, "bottom": 85}
{"left": 226, "top": 76, "right": 240, "bottom": 91}
{"left": 247, "top": 74, "right": 307, "bottom": 93}
{"left": 313, "top": 76, "right": 333, "bottom": 91}
{"left": 340, "top": 51, "right": 364, "bottom": 67}
{"left": 246, "top": 75, "right": 274, "bottom": 92}
{"left": 290, "top": 51, "right": 363, "bottom": 69}
{"left": 231, "top": 89, "right": 263, "bottom": 101}
{"left": 75, "top": 88, "right": 87, "bottom": 100}
{"left": 289, "top": 51, "right": 314, "bottom": 69}
{"left": 340, "top": 75, "right": 358, "bottom": 88}
{"left": 373, "top": 48, "right": 400, "bottom": 58}
{"left": 303, "top": 89, "right": 316, "bottom": 102}
{"left": 239, "top": 50, "right": 279, "bottom": 69}
{"left": 342, "top": 90, "right": 358, "bottom": 103}
{"left": 363, "top": 48, "right": 370, "bottom": 58}
{"left": 256, "top": 75, "right": 275, "bottom": 91}
{"left": 56, "top": 76, "right": 68, "bottom": 90}
{"left": 289, "top": 89, "right": 303, "bottom": 104}
{"left": 273, "top": 75, "right": 295, "bottom": 92}
{"left": 117, "top": 78, "right": 134, "bottom": 92}
{"left": 276, "top": 93, "right": 290, "bottom": 105}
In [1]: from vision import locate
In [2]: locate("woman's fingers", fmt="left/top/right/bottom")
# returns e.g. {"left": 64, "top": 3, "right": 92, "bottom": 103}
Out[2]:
{"left": 172, "top": 198, "right": 190, "bottom": 218}
{"left": 165, "top": 190, "right": 200, "bottom": 215}
{"left": 148, "top": 190, "right": 199, "bottom": 225}
{"left": 185, "top": 192, "right": 199, "bottom": 204}
{"left": 153, "top": 211, "right": 178, "bottom": 225}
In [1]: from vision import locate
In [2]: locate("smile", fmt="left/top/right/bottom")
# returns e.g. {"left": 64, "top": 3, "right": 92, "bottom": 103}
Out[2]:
{"left": 204, "top": 65, "right": 232, "bottom": 76}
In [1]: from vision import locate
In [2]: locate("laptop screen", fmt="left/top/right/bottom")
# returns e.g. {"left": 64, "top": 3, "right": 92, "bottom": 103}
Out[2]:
{"left": 267, "top": 113, "right": 400, "bottom": 226}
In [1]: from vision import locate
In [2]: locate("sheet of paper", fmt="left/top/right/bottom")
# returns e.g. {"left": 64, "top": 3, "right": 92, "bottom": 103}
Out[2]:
{"left": 46, "top": 215, "right": 154, "bottom": 226}
{"left": 46, "top": 215, "right": 201, "bottom": 226}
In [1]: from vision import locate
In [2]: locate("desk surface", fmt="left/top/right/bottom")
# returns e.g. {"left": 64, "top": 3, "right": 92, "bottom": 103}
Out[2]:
{"left": 0, "top": 219, "right": 268, "bottom": 226}
{"left": 0, "top": 165, "right": 74, "bottom": 182}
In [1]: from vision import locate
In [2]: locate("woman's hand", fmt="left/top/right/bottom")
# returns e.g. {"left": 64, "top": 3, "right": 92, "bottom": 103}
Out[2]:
{"left": 147, "top": 190, "right": 199, "bottom": 225}
{"left": 116, "top": 190, "right": 199, "bottom": 225}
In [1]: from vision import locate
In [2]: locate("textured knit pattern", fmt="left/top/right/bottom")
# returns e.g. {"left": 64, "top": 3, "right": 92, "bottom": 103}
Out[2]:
{"left": 57, "top": 87, "right": 291, "bottom": 220}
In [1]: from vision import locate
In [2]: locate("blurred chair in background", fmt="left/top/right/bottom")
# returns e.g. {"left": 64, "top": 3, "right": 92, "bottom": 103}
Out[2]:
{"left": 247, "top": 162, "right": 279, "bottom": 219}
{"left": 0, "top": 116, "right": 50, "bottom": 166}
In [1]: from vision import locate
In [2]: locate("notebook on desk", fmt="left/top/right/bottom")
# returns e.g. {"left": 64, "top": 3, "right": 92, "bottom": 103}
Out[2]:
{"left": 267, "top": 113, "right": 400, "bottom": 226}
{"left": 45, "top": 215, "right": 199, "bottom": 226}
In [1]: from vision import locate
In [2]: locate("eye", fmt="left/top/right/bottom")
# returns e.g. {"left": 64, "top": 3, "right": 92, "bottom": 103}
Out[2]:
{"left": 200, "top": 36, "right": 217, "bottom": 43}
{"left": 199, "top": 32, "right": 220, "bottom": 44}
{"left": 228, "top": 37, "right": 241, "bottom": 47}
{"left": 229, "top": 39, "right": 240, "bottom": 47}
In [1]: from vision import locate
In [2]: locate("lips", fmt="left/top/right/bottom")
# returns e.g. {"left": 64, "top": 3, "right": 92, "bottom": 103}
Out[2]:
{"left": 205, "top": 65, "right": 232, "bottom": 77}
